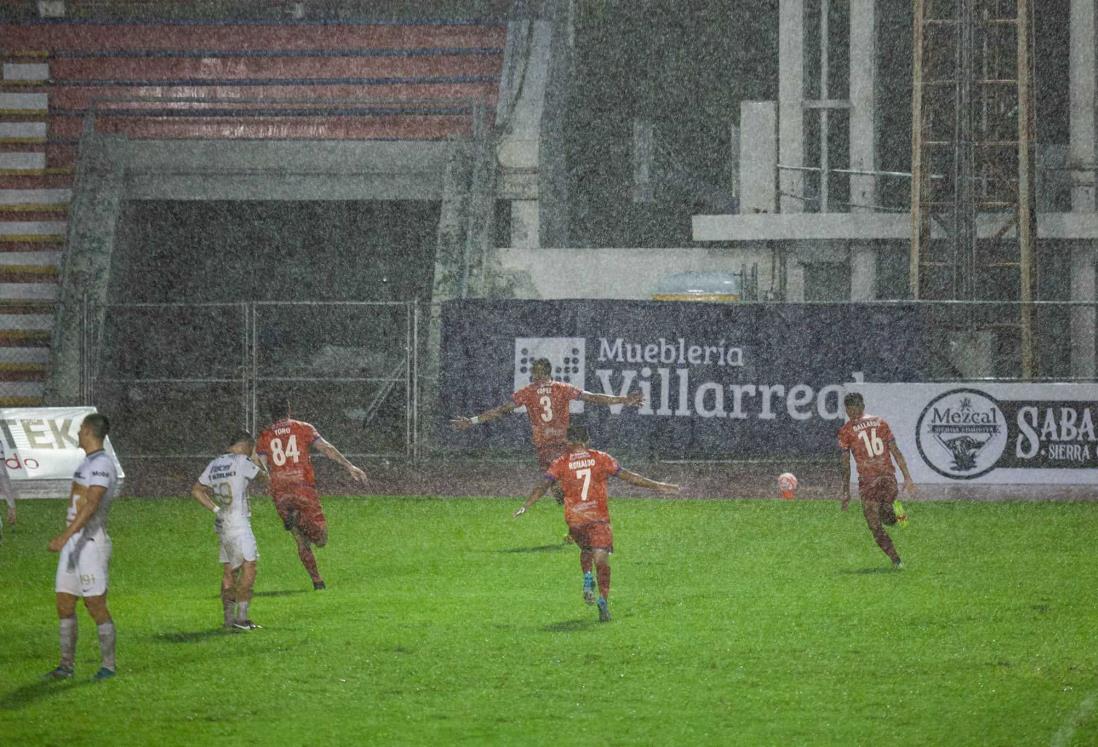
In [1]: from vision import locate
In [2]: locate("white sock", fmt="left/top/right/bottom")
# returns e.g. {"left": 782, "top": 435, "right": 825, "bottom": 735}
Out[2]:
{"left": 97, "top": 620, "right": 116, "bottom": 672}
{"left": 59, "top": 616, "right": 77, "bottom": 669}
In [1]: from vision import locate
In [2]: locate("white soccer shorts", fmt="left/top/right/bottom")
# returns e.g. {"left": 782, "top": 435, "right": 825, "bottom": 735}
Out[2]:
{"left": 219, "top": 527, "right": 258, "bottom": 569}
{"left": 55, "top": 533, "right": 111, "bottom": 597}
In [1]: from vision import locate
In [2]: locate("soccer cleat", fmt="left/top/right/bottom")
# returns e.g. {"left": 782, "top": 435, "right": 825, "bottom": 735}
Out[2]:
{"left": 893, "top": 559, "right": 905, "bottom": 570}
{"left": 44, "top": 665, "right": 74, "bottom": 680}
{"left": 313, "top": 580, "right": 326, "bottom": 591}
{"left": 563, "top": 534, "right": 575, "bottom": 545}
{"left": 893, "top": 499, "right": 908, "bottom": 527}
{"left": 92, "top": 667, "right": 116, "bottom": 681}
{"left": 582, "top": 574, "right": 596, "bottom": 605}
{"left": 597, "top": 597, "right": 611, "bottom": 623}
{"left": 232, "top": 619, "right": 261, "bottom": 630}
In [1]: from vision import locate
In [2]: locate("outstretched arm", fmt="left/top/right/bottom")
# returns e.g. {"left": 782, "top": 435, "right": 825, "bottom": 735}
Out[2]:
{"left": 314, "top": 438, "right": 367, "bottom": 485}
{"left": 451, "top": 402, "right": 517, "bottom": 430}
{"left": 616, "top": 469, "right": 680, "bottom": 495}
{"left": 580, "top": 391, "right": 644, "bottom": 408}
{"left": 514, "top": 479, "right": 554, "bottom": 517}
{"left": 839, "top": 449, "right": 852, "bottom": 510}
{"left": 889, "top": 441, "right": 917, "bottom": 495}
{"left": 0, "top": 461, "right": 14, "bottom": 526}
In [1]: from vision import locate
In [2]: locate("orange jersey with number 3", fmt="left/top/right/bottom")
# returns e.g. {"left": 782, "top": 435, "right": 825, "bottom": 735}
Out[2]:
{"left": 546, "top": 448, "right": 620, "bottom": 527}
{"left": 256, "top": 418, "right": 321, "bottom": 494}
{"left": 512, "top": 381, "right": 582, "bottom": 448}
{"left": 837, "top": 414, "right": 896, "bottom": 484}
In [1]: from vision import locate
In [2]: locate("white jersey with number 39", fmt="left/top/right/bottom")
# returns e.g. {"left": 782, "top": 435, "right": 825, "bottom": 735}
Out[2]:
{"left": 198, "top": 453, "right": 260, "bottom": 532}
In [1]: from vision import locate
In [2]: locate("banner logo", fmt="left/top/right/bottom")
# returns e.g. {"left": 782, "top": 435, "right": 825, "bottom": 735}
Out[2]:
{"left": 916, "top": 388, "right": 1006, "bottom": 479}
{"left": 514, "top": 338, "right": 586, "bottom": 413}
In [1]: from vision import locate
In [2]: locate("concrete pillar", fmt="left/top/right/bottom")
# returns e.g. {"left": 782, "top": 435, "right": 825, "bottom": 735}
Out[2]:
{"left": 778, "top": 0, "right": 804, "bottom": 214}
{"left": 45, "top": 134, "right": 125, "bottom": 404}
{"left": 1070, "top": 0, "right": 1096, "bottom": 378}
{"left": 848, "top": 0, "right": 877, "bottom": 300}
{"left": 739, "top": 102, "right": 777, "bottom": 214}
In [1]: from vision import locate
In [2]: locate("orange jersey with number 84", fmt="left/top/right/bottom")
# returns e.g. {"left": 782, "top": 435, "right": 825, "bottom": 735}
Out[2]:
{"left": 257, "top": 418, "right": 321, "bottom": 494}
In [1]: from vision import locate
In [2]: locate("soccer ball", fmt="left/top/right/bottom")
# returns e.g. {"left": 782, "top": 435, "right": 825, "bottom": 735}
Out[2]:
{"left": 777, "top": 472, "right": 798, "bottom": 500}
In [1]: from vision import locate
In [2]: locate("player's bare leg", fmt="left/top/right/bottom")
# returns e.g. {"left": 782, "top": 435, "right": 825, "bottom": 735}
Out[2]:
{"left": 220, "top": 564, "right": 237, "bottom": 629}
{"left": 862, "top": 499, "right": 902, "bottom": 567}
{"left": 83, "top": 593, "right": 116, "bottom": 679}
{"left": 592, "top": 549, "right": 612, "bottom": 622}
{"left": 579, "top": 549, "right": 596, "bottom": 605}
{"left": 47, "top": 592, "right": 79, "bottom": 678}
{"left": 291, "top": 528, "right": 325, "bottom": 589}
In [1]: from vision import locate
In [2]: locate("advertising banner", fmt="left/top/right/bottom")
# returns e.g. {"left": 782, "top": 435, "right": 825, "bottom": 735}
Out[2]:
{"left": 1, "top": 407, "right": 125, "bottom": 498}
{"left": 441, "top": 301, "right": 928, "bottom": 459}
{"left": 855, "top": 383, "right": 1098, "bottom": 484}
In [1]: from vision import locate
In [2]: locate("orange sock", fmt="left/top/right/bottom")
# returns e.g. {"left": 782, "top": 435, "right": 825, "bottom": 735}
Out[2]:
{"left": 596, "top": 564, "right": 611, "bottom": 600}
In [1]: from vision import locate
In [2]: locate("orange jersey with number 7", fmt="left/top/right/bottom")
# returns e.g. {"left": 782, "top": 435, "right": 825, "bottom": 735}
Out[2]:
{"left": 256, "top": 418, "right": 321, "bottom": 494}
{"left": 512, "top": 381, "right": 582, "bottom": 449}
{"left": 546, "top": 447, "right": 620, "bottom": 527}
{"left": 837, "top": 414, "right": 897, "bottom": 484}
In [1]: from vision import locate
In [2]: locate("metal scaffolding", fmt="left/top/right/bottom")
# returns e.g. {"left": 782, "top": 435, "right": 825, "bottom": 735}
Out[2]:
{"left": 910, "top": 0, "right": 1038, "bottom": 376}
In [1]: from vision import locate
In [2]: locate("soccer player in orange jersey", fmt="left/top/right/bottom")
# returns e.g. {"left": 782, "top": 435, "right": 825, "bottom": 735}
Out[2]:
{"left": 513, "top": 424, "right": 679, "bottom": 622}
{"left": 838, "top": 392, "right": 917, "bottom": 568}
{"left": 452, "top": 357, "right": 644, "bottom": 492}
{"left": 256, "top": 399, "right": 367, "bottom": 590}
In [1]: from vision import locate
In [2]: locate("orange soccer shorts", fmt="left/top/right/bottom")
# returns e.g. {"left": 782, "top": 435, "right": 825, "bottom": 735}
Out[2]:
{"left": 568, "top": 521, "right": 613, "bottom": 552}
{"left": 274, "top": 490, "right": 327, "bottom": 544}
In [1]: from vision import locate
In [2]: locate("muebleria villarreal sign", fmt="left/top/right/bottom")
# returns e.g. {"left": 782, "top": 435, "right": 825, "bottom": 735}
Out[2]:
{"left": 442, "top": 300, "right": 929, "bottom": 459}
{"left": 857, "top": 383, "right": 1098, "bottom": 484}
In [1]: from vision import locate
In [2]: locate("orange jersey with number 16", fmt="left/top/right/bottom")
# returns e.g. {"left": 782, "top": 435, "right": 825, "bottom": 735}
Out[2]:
{"left": 837, "top": 414, "right": 896, "bottom": 484}
{"left": 256, "top": 418, "right": 321, "bottom": 493}
{"left": 512, "top": 381, "right": 582, "bottom": 448}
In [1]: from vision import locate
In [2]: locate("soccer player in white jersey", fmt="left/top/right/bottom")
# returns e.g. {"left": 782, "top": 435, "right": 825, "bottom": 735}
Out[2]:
{"left": 192, "top": 430, "right": 267, "bottom": 631}
{"left": 0, "top": 436, "right": 15, "bottom": 543}
{"left": 46, "top": 413, "right": 120, "bottom": 681}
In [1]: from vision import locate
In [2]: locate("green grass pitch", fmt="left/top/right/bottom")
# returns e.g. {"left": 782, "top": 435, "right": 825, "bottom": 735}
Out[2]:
{"left": 1, "top": 496, "right": 1096, "bottom": 745}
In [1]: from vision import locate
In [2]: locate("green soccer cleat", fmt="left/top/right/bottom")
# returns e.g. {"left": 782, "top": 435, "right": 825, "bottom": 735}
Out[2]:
{"left": 893, "top": 499, "right": 908, "bottom": 527}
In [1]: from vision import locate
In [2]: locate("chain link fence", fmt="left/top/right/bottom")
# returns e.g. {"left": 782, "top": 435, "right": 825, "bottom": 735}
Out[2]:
{"left": 84, "top": 300, "right": 419, "bottom": 463}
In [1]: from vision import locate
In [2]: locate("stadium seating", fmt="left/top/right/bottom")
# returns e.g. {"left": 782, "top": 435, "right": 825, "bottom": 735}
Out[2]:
{"left": 0, "top": 18, "right": 506, "bottom": 405}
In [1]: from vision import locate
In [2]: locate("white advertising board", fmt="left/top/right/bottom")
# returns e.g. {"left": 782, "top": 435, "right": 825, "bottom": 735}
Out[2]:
{"left": 1, "top": 407, "right": 125, "bottom": 498}
{"left": 854, "top": 383, "right": 1098, "bottom": 485}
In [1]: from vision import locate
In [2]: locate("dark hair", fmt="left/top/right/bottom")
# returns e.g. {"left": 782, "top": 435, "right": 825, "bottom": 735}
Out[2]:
{"left": 567, "top": 424, "right": 590, "bottom": 444}
{"left": 843, "top": 392, "right": 865, "bottom": 408}
{"left": 269, "top": 397, "right": 290, "bottom": 421}
{"left": 531, "top": 358, "right": 552, "bottom": 376}
{"left": 228, "top": 430, "right": 254, "bottom": 447}
{"left": 82, "top": 413, "right": 110, "bottom": 439}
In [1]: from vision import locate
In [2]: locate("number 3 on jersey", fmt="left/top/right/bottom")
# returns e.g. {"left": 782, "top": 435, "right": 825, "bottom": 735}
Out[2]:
{"left": 539, "top": 395, "right": 554, "bottom": 423}
{"left": 858, "top": 428, "right": 885, "bottom": 457}
{"left": 269, "top": 435, "right": 300, "bottom": 466}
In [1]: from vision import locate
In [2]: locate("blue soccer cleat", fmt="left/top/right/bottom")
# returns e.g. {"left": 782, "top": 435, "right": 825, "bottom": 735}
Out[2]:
{"left": 582, "top": 573, "right": 596, "bottom": 605}
{"left": 597, "top": 597, "right": 611, "bottom": 623}
{"left": 44, "top": 665, "right": 74, "bottom": 680}
{"left": 92, "top": 667, "right": 115, "bottom": 681}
